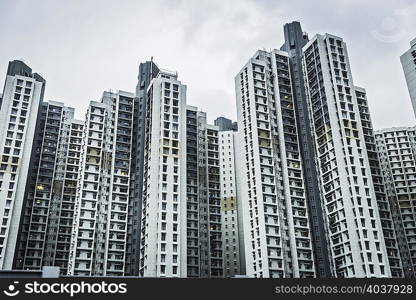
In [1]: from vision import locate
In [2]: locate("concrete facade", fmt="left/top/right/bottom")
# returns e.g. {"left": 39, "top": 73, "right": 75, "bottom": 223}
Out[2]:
{"left": 302, "top": 34, "right": 391, "bottom": 277}
{"left": 400, "top": 38, "right": 416, "bottom": 119}
{"left": 375, "top": 127, "right": 416, "bottom": 277}
{"left": 219, "top": 130, "right": 242, "bottom": 277}
{"left": 235, "top": 49, "right": 316, "bottom": 278}
{"left": 68, "top": 91, "right": 134, "bottom": 276}
{"left": 139, "top": 70, "right": 187, "bottom": 277}
{"left": 0, "top": 60, "right": 45, "bottom": 270}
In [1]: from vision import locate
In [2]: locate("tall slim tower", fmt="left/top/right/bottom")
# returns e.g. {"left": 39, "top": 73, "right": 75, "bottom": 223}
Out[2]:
{"left": 126, "top": 60, "right": 159, "bottom": 276}
{"left": 205, "top": 124, "right": 223, "bottom": 277}
{"left": 185, "top": 107, "right": 223, "bottom": 277}
{"left": 139, "top": 70, "right": 187, "bottom": 277}
{"left": 375, "top": 127, "right": 416, "bottom": 278}
{"left": 12, "top": 101, "right": 83, "bottom": 275}
{"left": 400, "top": 38, "right": 416, "bottom": 118}
{"left": 68, "top": 90, "right": 134, "bottom": 276}
{"left": 280, "top": 21, "right": 332, "bottom": 277}
{"left": 302, "top": 34, "right": 391, "bottom": 277}
{"left": 235, "top": 49, "right": 316, "bottom": 278}
{"left": 356, "top": 87, "right": 404, "bottom": 277}
{"left": 219, "top": 129, "right": 242, "bottom": 277}
{"left": 0, "top": 60, "right": 46, "bottom": 270}
{"left": 53, "top": 119, "right": 84, "bottom": 272}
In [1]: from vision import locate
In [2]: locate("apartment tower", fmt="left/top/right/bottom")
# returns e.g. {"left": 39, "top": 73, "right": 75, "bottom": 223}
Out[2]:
{"left": 400, "top": 38, "right": 416, "bottom": 118}
{"left": 68, "top": 90, "right": 134, "bottom": 276}
{"left": 13, "top": 102, "right": 83, "bottom": 275}
{"left": 185, "top": 107, "right": 223, "bottom": 277}
{"left": 280, "top": 21, "right": 332, "bottom": 277}
{"left": 126, "top": 60, "right": 160, "bottom": 276}
{"left": 375, "top": 127, "right": 416, "bottom": 277}
{"left": 235, "top": 49, "right": 316, "bottom": 278}
{"left": 139, "top": 70, "right": 187, "bottom": 277}
{"left": 219, "top": 128, "right": 242, "bottom": 277}
{"left": 302, "top": 33, "right": 391, "bottom": 277}
{"left": 0, "top": 60, "right": 45, "bottom": 270}
{"left": 355, "top": 88, "right": 404, "bottom": 277}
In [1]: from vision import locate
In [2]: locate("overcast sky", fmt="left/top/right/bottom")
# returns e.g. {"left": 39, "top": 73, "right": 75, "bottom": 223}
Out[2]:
{"left": 1, "top": 0, "right": 415, "bottom": 129}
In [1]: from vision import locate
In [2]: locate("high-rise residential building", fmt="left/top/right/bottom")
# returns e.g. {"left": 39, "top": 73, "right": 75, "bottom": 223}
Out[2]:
{"left": 53, "top": 119, "right": 84, "bottom": 272}
{"left": 235, "top": 49, "right": 316, "bottom": 278}
{"left": 280, "top": 21, "right": 332, "bottom": 277}
{"left": 12, "top": 101, "right": 83, "bottom": 275}
{"left": 356, "top": 87, "right": 404, "bottom": 277}
{"left": 302, "top": 33, "right": 391, "bottom": 277}
{"left": 184, "top": 106, "right": 202, "bottom": 277}
{"left": 204, "top": 123, "right": 223, "bottom": 278}
{"left": 68, "top": 90, "right": 134, "bottom": 276}
{"left": 214, "top": 116, "right": 237, "bottom": 132}
{"left": 219, "top": 129, "right": 242, "bottom": 277}
{"left": 126, "top": 60, "right": 159, "bottom": 276}
{"left": 0, "top": 60, "right": 46, "bottom": 270}
{"left": 400, "top": 38, "right": 416, "bottom": 118}
{"left": 139, "top": 69, "right": 187, "bottom": 277}
{"left": 375, "top": 127, "right": 416, "bottom": 278}
{"left": 185, "top": 106, "right": 223, "bottom": 277}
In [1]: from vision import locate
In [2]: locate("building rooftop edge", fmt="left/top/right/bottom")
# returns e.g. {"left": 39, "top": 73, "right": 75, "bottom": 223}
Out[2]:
{"left": 375, "top": 126, "right": 416, "bottom": 133}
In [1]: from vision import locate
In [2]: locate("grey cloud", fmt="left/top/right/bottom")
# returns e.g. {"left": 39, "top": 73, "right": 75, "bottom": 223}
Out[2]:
{"left": 0, "top": 0, "right": 415, "bottom": 127}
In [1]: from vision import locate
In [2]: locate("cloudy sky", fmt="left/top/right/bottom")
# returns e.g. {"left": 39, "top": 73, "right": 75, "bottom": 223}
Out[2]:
{"left": 1, "top": 0, "right": 415, "bottom": 129}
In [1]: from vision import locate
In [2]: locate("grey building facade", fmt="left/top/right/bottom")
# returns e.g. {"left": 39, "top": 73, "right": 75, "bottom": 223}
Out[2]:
{"left": 280, "top": 21, "right": 332, "bottom": 277}
{"left": 356, "top": 87, "right": 404, "bottom": 277}
{"left": 214, "top": 117, "right": 237, "bottom": 132}
{"left": 186, "top": 107, "right": 223, "bottom": 277}
{"left": 13, "top": 102, "right": 83, "bottom": 274}
{"left": 400, "top": 38, "right": 416, "bottom": 119}
{"left": 375, "top": 127, "right": 416, "bottom": 277}
{"left": 126, "top": 60, "right": 159, "bottom": 276}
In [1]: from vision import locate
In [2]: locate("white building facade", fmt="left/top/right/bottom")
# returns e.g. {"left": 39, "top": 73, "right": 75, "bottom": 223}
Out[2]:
{"left": 235, "top": 49, "right": 316, "bottom": 278}
{"left": 68, "top": 90, "right": 133, "bottom": 276}
{"left": 356, "top": 88, "right": 404, "bottom": 277}
{"left": 375, "top": 127, "right": 416, "bottom": 277}
{"left": 0, "top": 60, "right": 46, "bottom": 270}
{"left": 139, "top": 70, "right": 187, "bottom": 277}
{"left": 302, "top": 34, "right": 391, "bottom": 277}
{"left": 219, "top": 130, "right": 242, "bottom": 277}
